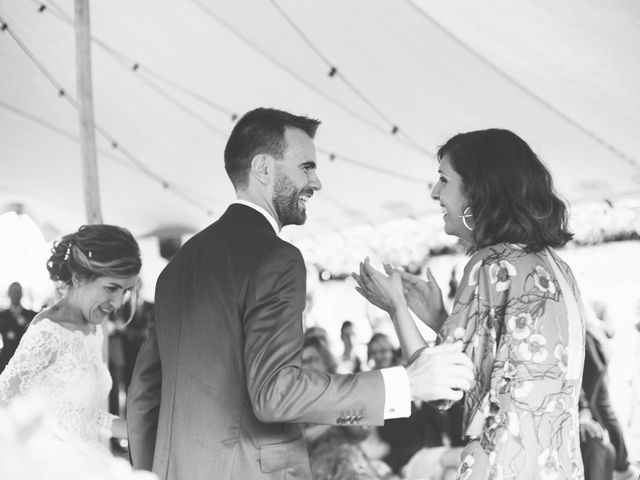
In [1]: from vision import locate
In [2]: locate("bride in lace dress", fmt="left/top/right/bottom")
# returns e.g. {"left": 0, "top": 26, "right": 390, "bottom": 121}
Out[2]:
{"left": 0, "top": 224, "right": 150, "bottom": 475}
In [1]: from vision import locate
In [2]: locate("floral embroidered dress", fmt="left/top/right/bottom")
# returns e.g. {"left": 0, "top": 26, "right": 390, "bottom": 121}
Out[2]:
{"left": 439, "top": 243, "right": 585, "bottom": 480}
{"left": 0, "top": 318, "right": 115, "bottom": 451}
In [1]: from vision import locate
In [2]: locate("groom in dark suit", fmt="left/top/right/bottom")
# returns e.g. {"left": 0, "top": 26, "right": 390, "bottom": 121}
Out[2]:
{"left": 126, "top": 108, "right": 474, "bottom": 480}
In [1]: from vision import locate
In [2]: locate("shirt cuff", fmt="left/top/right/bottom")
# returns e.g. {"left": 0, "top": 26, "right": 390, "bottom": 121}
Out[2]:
{"left": 380, "top": 366, "right": 411, "bottom": 419}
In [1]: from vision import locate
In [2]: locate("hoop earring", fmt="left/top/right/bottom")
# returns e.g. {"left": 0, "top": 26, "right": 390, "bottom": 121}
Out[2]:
{"left": 459, "top": 206, "right": 473, "bottom": 231}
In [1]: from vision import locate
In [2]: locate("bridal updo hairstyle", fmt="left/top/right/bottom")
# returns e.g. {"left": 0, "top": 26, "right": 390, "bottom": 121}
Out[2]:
{"left": 47, "top": 224, "right": 141, "bottom": 286}
{"left": 437, "top": 129, "right": 573, "bottom": 252}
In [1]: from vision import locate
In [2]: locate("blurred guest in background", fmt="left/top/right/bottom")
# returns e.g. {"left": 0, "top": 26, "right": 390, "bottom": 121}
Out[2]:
{"left": 366, "top": 333, "right": 401, "bottom": 371}
{"left": 336, "top": 320, "right": 363, "bottom": 374}
{"left": 447, "top": 267, "right": 458, "bottom": 301}
{"left": 0, "top": 282, "right": 37, "bottom": 373}
{"left": 301, "top": 336, "right": 395, "bottom": 480}
{"left": 367, "top": 332, "right": 465, "bottom": 476}
{"left": 580, "top": 315, "right": 639, "bottom": 480}
{"left": 302, "top": 336, "right": 337, "bottom": 375}
{"left": 304, "top": 325, "right": 331, "bottom": 350}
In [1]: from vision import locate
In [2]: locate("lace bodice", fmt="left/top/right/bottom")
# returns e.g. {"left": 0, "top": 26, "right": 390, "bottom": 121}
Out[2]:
{"left": 0, "top": 318, "right": 114, "bottom": 444}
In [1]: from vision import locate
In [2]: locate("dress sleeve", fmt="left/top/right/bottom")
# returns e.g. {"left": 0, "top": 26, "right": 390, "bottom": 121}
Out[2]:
{"left": 0, "top": 320, "right": 65, "bottom": 406}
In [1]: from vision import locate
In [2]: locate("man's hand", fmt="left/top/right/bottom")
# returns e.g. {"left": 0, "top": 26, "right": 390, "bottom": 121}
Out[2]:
{"left": 405, "top": 342, "right": 474, "bottom": 403}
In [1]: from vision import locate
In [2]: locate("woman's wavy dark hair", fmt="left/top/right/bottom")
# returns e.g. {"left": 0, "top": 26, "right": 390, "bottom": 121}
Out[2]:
{"left": 47, "top": 224, "right": 141, "bottom": 286}
{"left": 438, "top": 129, "right": 573, "bottom": 252}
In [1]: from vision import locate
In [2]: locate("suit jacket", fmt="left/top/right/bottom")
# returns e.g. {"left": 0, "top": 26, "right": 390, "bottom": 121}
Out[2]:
{"left": 0, "top": 306, "right": 36, "bottom": 373}
{"left": 580, "top": 330, "right": 608, "bottom": 423}
{"left": 126, "top": 204, "right": 385, "bottom": 480}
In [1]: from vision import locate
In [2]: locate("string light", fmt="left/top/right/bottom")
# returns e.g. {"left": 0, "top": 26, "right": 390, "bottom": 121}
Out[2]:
{"left": 0, "top": 100, "right": 218, "bottom": 209}
{"left": 6, "top": 0, "right": 433, "bottom": 231}
{"left": 31, "top": 0, "right": 239, "bottom": 122}
{"left": 0, "top": 18, "right": 216, "bottom": 216}
{"left": 270, "top": 0, "right": 433, "bottom": 157}
{"left": 34, "top": 0, "right": 424, "bottom": 185}
{"left": 188, "top": 0, "right": 429, "bottom": 155}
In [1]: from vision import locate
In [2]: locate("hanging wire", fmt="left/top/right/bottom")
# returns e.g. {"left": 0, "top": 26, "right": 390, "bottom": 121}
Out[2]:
{"left": 316, "top": 148, "right": 427, "bottom": 185}
{"left": 25, "top": 0, "right": 428, "bottom": 186}
{"left": 33, "top": 0, "right": 239, "bottom": 120}
{"left": 405, "top": 0, "right": 640, "bottom": 170}
{"left": 188, "top": 0, "right": 431, "bottom": 155}
{"left": 0, "top": 101, "right": 219, "bottom": 207}
{"left": 0, "top": 16, "right": 215, "bottom": 215}
{"left": 269, "top": 0, "right": 433, "bottom": 157}
{"left": 133, "top": 72, "right": 230, "bottom": 139}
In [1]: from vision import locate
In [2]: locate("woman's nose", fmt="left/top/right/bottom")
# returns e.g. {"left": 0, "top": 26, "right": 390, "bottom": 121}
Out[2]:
{"left": 430, "top": 182, "right": 440, "bottom": 200}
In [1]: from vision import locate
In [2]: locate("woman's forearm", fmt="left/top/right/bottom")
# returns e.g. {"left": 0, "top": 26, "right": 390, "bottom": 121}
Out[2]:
{"left": 388, "top": 301, "right": 428, "bottom": 360}
{"left": 412, "top": 306, "right": 449, "bottom": 335}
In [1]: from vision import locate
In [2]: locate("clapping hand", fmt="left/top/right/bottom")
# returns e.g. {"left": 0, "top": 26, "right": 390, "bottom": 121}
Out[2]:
{"left": 389, "top": 267, "right": 448, "bottom": 333}
{"left": 352, "top": 257, "right": 405, "bottom": 313}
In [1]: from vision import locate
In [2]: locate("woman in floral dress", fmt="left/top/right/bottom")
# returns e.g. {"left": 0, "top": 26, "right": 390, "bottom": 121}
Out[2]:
{"left": 354, "top": 129, "right": 586, "bottom": 479}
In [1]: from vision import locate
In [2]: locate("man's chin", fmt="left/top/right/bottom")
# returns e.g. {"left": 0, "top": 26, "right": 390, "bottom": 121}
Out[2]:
{"left": 281, "top": 212, "right": 307, "bottom": 227}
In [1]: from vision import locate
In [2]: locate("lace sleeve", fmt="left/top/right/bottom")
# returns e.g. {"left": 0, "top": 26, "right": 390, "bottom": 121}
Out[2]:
{"left": 0, "top": 320, "right": 64, "bottom": 406}
{"left": 97, "top": 410, "right": 117, "bottom": 438}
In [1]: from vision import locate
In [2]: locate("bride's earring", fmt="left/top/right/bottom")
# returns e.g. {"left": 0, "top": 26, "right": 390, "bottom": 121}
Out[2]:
{"left": 459, "top": 206, "right": 473, "bottom": 231}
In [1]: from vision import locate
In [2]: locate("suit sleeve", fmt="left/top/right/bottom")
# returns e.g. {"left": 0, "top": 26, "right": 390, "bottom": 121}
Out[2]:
{"left": 243, "top": 245, "right": 386, "bottom": 426}
{"left": 126, "top": 320, "right": 162, "bottom": 471}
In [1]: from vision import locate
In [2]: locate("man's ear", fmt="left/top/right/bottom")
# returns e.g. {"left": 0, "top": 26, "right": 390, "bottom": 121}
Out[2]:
{"left": 250, "top": 154, "right": 275, "bottom": 185}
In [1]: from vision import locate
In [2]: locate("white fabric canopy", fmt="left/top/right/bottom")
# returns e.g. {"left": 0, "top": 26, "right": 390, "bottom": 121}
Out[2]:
{"left": 1, "top": 0, "right": 639, "bottom": 243}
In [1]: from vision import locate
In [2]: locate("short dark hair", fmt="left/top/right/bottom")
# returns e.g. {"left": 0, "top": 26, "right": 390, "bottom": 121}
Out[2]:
{"left": 224, "top": 107, "right": 321, "bottom": 189}
{"left": 340, "top": 320, "right": 354, "bottom": 334}
{"left": 47, "top": 224, "right": 141, "bottom": 285}
{"left": 438, "top": 129, "right": 573, "bottom": 252}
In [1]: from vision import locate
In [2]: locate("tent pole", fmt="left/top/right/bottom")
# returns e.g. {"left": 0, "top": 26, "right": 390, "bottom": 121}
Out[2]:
{"left": 74, "top": 0, "right": 102, "bottom": 225}
{"left": 75, "top": 0, "right": 110, "bottom": 426}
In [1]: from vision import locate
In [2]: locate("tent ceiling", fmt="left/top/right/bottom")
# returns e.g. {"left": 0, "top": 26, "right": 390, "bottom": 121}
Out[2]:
{"left": 1, "top": 0, "right": 639, "bottom": 243}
